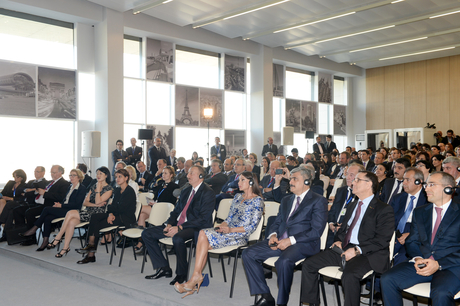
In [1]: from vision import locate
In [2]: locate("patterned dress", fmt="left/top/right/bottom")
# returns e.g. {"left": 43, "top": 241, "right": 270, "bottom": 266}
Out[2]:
{"left": 79, "top": 184, "right": 113, "bottom": 222}
{"left": 203, "top": 194, "right": 264, "bottom": 249}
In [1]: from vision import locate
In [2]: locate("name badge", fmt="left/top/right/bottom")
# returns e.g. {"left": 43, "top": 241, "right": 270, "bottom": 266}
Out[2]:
{"left": 217, "top": 153, "right": 221, "bottom": 157}
{"left": 340, "top": 208, "right": 347, "bottom": 216}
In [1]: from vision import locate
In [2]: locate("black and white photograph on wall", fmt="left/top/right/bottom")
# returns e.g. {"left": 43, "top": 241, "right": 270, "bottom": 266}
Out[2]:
{"left": 318, "top": 72, "right": 333, "bottom": 103}
{"left": 224, "top": 130, "right": 246, "bottom": 156}
{"left": 199, "top": 88, "right": 223, "bottom": 128}
{"left": 301, "top": 101, "right": 317, "bottom": 133}
{"left": 175, "top": 85, "right": 199, "bottom": 126}
{"left": 145, "top": 125, "right": 174, "bottom": 169}
{"left": 285, "top": 99, "right": 301, "bottom": 133}
{"left": 0, "top": 61, "right": 36, "bottom": 117}
{"left": 146, "top": 38, "right": 174, "bottom": 83}
{"left": 273, "top": 63, "right": 284, "bottom": 97}
{"left": 224, "top": 55, "right": 245, "bottom": 92}
{"left": 334, "top": 105, "right": 346, "bottom": 135}
{"left": 37, "top": 67, "right": 76, "bottom": 119}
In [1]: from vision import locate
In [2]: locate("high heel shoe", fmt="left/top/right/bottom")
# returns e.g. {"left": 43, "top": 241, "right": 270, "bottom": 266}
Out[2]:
{"left": 47, "top": 238, "right": 63, "bottom": 249}
{"left": 174, "top": 276, "right": 204, "bottom": 298}
{"left": 55, "top": 248, "right": 70, "bottom": 258}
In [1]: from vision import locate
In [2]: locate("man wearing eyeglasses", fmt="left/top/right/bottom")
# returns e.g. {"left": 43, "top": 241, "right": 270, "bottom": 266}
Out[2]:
{"left": 300, "top": 171, "right": 394, "bottom": 306}
{"left": 381, "top": 171, "right": 460, "bottom": 306}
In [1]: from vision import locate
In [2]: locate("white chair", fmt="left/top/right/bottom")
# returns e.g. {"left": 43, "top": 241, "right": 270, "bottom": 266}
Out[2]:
{"left": 117, "top": 202, "right": 174, "bottom": 268}
{"left": 318, "top": 232, "right": 396, "bottom": 306}
{"left": 214, "top": 198, "right": 233, "bottom": 225}
{"left": 207, "top": 216, "right": 264, "bottom": 298}
{"left": 138, "top": 192, "right": 154, "bottom": 206}
{"left": 263, "top": 201, "right": 280, "bottom": 227}
{"left": 403, "top": 283, "right": 460, "bottom": 305}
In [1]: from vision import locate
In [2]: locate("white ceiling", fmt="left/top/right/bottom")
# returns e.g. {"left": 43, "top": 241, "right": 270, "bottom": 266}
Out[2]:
{"left": 86, "top": 0, "right": 460, "bottom": 69}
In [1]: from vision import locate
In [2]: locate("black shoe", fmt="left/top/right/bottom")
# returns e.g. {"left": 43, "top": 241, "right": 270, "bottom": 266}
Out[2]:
{"left": 76, "top": 244, "right": 96, "bottom": 254}
{"left": 134, "top": 245, "right": 144, "bottom": 255}
{"left": 117, "top": 239, "right": 133, "bottom": 248}
{"left": 20, "top": 238, "right": 36, "bottom": 246}
{"left": 145, "top": 267, "right": 172, "bottom": 279}
{"left": 169, "top": 274, "right": 186, "bottom": 285}
{"left": 254, "top": 297, "right": 275, "bottom": 306}
{"left": 36, "top": 246, "right": 47, "bottom": 252}
{"left": 0, "top": 236, "right": 7, "bottom": 243}
{"left": 77, "top": 255, "right": 96, "bottom": 264}
{"left": 264, "top": 269, "right": 273, "bottom": 279}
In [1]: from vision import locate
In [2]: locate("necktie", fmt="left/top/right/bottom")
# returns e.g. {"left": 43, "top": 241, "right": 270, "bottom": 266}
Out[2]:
{"left": 326, "top": 142, "right": 329, "bottom": 150}
{"left": 178, "top": 189, "right": 195, "bottom": 226}
{"left": 388, "top": 180, "right": 403, "bottom": 204}
{"left": 267, "top": 177, "right": 274, "bottom": 188}
{"left": 343, "top": 201, "right": 364, "bottom": 248}
{"left": 319, "top": 144, "right": 323, "bottom": 154}
{"left": 372, "top": 165, "right": 377, "bottom": 173}
{"left": 36, "top": 180, "right": 55, "bottom": 200}
{"left": 234, "top": 174, "right": 240, "bottom": 181}
{"left": 431, "top": 207, "right": 443, "bottom": 244}
{"left": 280, "top": 196, "right": 301, "bottom": 239}
{"left": 337, "top": 190, "right": 354, "bottom": 224}
{"left": 397, "top": 196, "right": 416, "bottom": 233}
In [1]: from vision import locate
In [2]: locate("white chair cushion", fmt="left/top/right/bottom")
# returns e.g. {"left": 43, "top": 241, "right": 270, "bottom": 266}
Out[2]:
{"left": 122, "top": 228, "right": 144, "bottom": 239}
{"left": 263, "top": 256, "right": 305, "bottom": 267}
{"left": 403, "top": 283, "right": 430, "bottom": 298}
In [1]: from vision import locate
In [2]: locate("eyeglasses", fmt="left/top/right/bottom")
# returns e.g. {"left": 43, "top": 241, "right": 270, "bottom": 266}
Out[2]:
{"left": 69, "top": 174, "right": 78, "bottom": 177}
{"left": 353, "top": 177, "right": 370, "bottom": 183}
{"left": 422, "top": 183, "right": 447, "bottom": 188}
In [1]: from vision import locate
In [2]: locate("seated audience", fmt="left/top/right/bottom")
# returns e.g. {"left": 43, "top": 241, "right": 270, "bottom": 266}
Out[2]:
{"left": 215, "top": 159, "right": 246, "bottom": 209}
{"left": 431, "top": 154, "right": 445, "bottom": 172}
{"left": 136, "top": 161, "right": 153, "bottom": 192}
{"left": 20, "top": 169, "right": 86, "bottom": 251}
{"left": 249, "top": 153, "right": 260, "bottom": 181}
{"left": 77, "top": 163, "right": 93, "bottom": 190}
{"left": 147, "top": 159, "right": 167, "bottom": 190}
{"left": 125, "top": 165, "right": 140, "bottom": 198}
{"left": 175, "top": 171, "right": 263, "bottom": 297}
{"left": 242, "top": 167, "right": 327, "bottom": 306}
{"left": 375, "top": 163, "right": 388, "bottom": 194}
{"left": 191, "top": 151, "right": 199, "bottom": 163}
{"left": 204, "top": 159, "right": 228, "bottom": 195}
{"left": 260, "top": 160, "right": 289, "bottom": 201}
{"left": 50, "top": 167, "right": 113, "bottom": 258}
{"left": 142, "top": 166, "right": 214, "bottom": 285}
{"left": 415, "top": 159, "right": 433, "bottom": 182}
{"left": 111, "top": 161, "right": 126, "bottom": 188}
{"left": 76, "top": 168, "right": 136, "bottom": 264}
{"left": 261, "top": 156, "right": 270, "bottom": 178}
{"left": 0, "top": 169, "right": 27, "bottom": 216}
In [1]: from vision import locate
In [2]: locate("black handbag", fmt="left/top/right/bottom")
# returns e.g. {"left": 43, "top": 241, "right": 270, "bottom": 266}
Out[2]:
{"left": 6, "top": 225, "right": 28, "bottom": 245}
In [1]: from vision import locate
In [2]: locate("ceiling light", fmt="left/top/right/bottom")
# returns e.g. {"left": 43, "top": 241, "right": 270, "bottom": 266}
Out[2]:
{"left": 430, "top": 10, "right": 460, "bottom": 19}
{"left": 133, "top": 0, "right": 172, "bottom": 15}
{"left": 379, "top": 47, "right": 455, "bottom": 60}
{"left": 315, "top": 25, "right": 395, "bottom": 44}
{"left": 273, "top": 12, "right": 355, "bottom": 33}
{"left": 390, "top": 0, "right": 404, "bottom": 3}
{"left": 350, "top": 37, "right": 427, "bottom": 53}
{"left": 193, "top": 0, "right": 289, "bottom": 28}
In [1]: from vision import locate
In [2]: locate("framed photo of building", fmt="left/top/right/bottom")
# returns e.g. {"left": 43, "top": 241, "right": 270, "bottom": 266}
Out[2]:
{"left": 301, "top": 101, "right": 317, "bottom": 133}
{"left": 224, "top": 55, "right": 245, "bottom": 92}
{"left": 285, "top": 99, "right": 301, "bottom": 133}
{"left": 334, "top": 104, "right": 346, "bottom": 135}
{"left": 146, "top": 38, "right": 174, "bottom": 83}
{"left": 273, "top": 63, "right": 284, "bottom": 98}
{"left": 318, "top": 72, "right": 333, "bottom": 103}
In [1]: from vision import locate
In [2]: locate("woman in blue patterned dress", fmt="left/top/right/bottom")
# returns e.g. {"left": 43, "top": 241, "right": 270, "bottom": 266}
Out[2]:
{"left": 174, "top": 171, "right": 264, "bottom": 297}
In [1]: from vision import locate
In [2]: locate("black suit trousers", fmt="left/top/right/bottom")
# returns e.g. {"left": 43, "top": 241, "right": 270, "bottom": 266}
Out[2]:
{"left": 87, "top": 212, "right": 124, "bottom": 249}
{"left": 301, "top": 248, "right": 372, "bottom": 306}
{"left": 142, "top": 225, "right": 196, "bottom": 276}
{"left": 12, "top": 204, "right": 45, "bottom": 230}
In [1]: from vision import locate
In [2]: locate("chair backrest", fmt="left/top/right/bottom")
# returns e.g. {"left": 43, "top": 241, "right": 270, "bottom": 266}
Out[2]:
{"left": 389, "top": 231, "right": 396, "bottom": 260}
{"left": 138, "top": 192, "right": 154, "bottom": 206}
{"left": 320, "top": 223, "right": 328, "bottom": 250}
{"left": 263, "top": 201, "right": 280, "bottom": 226}
{"left": 148, "top": 202, "right": 175, "bottom": 226}
{"left": 134, "top": 200, "right": 142, "bottom": 221}
{"left": 216, "top": 198, "right": 233, "bottom": 220}
{"left": 248, "top": 216, "right": 264, "bottom": 242}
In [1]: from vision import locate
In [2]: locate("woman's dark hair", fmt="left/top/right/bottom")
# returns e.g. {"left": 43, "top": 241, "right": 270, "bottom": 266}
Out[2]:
{"left": 323, "top": 153, "right": 331, "bottom": 164}
{"left": 13, "top": 169, "right": 27, "bottom": 182}
{"left": 415, "top": 159, "right": 434, "bottom": 173}
{"left": 262, "top": 157, "right": 270, "bottom": 173}
{"left": 432, "top": 154, "right": 445, "bottom": 163}
{"left": 96, "top": 166, "right": 111, "bottom": 184}
{"left": 240, "top": 171, "right": 262, "bottom": 197}
{"left": 115, "top": 168, "right": 130, "bottom": 181}
{"left": 191, "top": 151, "right": 198, "bottom": 160}
{"left": 446, "top": 150, "right": 456, "bottom": 156}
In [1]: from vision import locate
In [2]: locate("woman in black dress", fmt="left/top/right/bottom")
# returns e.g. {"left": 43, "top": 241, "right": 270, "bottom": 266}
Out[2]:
{"left": 0, "top": 169, "right": 27, "bottom": 216}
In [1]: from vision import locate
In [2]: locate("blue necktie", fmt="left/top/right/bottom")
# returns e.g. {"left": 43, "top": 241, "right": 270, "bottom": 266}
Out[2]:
{"left": 397, "top": 196, "right": 416, "bottom": 233}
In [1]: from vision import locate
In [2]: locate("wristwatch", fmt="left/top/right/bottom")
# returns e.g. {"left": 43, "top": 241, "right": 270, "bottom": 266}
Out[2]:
{"left": 354, "top": 246, "right": 360, "bottom": 255}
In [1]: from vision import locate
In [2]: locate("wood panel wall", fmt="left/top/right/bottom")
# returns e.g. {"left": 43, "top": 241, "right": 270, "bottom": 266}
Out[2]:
{"left": 366, "top": 54, "right": 460, "bottom": 133}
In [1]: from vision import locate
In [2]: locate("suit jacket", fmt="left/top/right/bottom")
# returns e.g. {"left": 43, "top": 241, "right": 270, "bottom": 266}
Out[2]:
{"left": 324, "top": 141, "right": 337, "bottom": 154}
{"left": 313, "top": 143, "right": 326, "bottom": 156}
{"left": 335, "top": 196, "right": 395, "bottom": 274}
{"left": 362, "top": 160, "right": 375, "bottom": 172}
{"left": 221, "top": 173, "right": 241, "bottom": 193}
{"left": 43, "top": 178, "right": 71, "bottom": 207}
{"left": 24, "top": 178, "right": 49, "bottom": 205}
{"left": 406, "top": 199, "right": 460, "bottom": 276}
{"left": 166, "top": 156, "right": 177, "bottom": 169}
{"left": 261, "top": 176, "right": 289, "bottom": 201}
{"left": 175, "top": 169, "right": 188, "bottom": 187}
{"left": 442, "top": 136, "right": 460, "bottom": 148}
{"left": 148, "top": 146, "right": 167, "bottom": 174}
{"left": 379, "top": 178, "right": 400, "bottom": 204}
{"left": 270, "top": 191, "right": 328, "bottom": 254}
{"left": 61, "top": 184, "right": 87, "bottom": 211}
{"left": 82, "top": 174, "right": 92, "bottom": 189}
{"left": 391, "top": 190, "right": 428, "bottom": 233}
{"left": 111, "top": 149, "right": 129, "bottom": 174}
{"left": 204, "top": 172, "right": 228, "bottom": 195}
{"left": 1, "top": 180, "right": 26, "bottom": 202}
{"left": 126, "top": 146, "right": 142, "bottom": 166}
{"left": 167, "top": 183, "right": 215, "bottom": 230}
{"left": 107, "top": 185, "right": 137, "bottom": 227}
{"left": 138, "top": 171, "right": 154, "bottom": 191}
{"left": 151, "top": 180, "right": 179, "bottom": 204}
{"left": 328, "top": 186, "right": 353, "bottom": 224}
{"left": 262, "top": 144, "right": 278, "bottom": 157}
{"left": 210, "top": 144, "right": 227, "bottom": 161}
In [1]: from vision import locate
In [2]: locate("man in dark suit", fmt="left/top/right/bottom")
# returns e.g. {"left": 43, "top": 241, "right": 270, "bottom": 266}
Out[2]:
{"left": 381, "top": 171, "right": 460, "bottom": 306}
{"left": 243, "top": 167, "right": 328, "bottom": 306}
{"left": 325, "top": 135, "right": 337, "bottom": 154}
{"left": 223, "top": 158, "right": 235, "bottom": 176}
{"left": 441, "top": 129, "right": 460, "bottom": 149}
{"left": 390, "top": 167, "right": 427, "bottom": 265}
{"left": 204, "top": 159, "right": 228, "bottom": 195}
{"left": 326, "top": 151, "right": 350, "bottom": 198}
{"left": 126, "top": 137, "right": 143, "bottom": 167}
{"left": 291, "top": 148, "right": 304, "bottom": 165}
{"left": 111, "top": 140, "right": 130, "bottom": 178}
{"left": 262, "top": 137, "right": 278, "bottom": 157}
{"left": 136, "top": 161, "right": 153, "bottom": 192}
{"left": 313, "top": 136, "right": 326, "bottom": 160}
{"left": 210, "top": 137, "right": 226, "bottom": 161}
{"left": 142, "top": 166, "right": 215, "bottom": 285}
{"left": 148, "top": 137, "right": 167, "bottom": 175}
{"left": 166, "top": 149, "right": 177, "bottom": 169}
{"left": 360, "top": 149, "right": 375, "bottom": 172}
{"left": 173, "top": 159, "right": 194, "bottom": 198}
{"left": 77, "top": 163, "right": 92, "bottom": 188}
{"left": 16, "top": 165, "right": 70, "bottom": 245}
{"left": 260, "top": 160, "right": 289, "bottom": 201}
{"left": 301, "top": 170, "right": 394, "bottom": 306}
{"left": 215, "top": 159, "right": 246, "bottom": 209}
{"left": 326, "top": 163, "right": 364, "bottom": 248}
{"left": 380, "top": 157, "right": 411, "bottom": 204}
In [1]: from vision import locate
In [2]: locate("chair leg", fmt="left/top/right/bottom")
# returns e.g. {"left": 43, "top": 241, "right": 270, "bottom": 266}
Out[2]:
{"left": 369, "top": 273, "right": 376, "bottom": 306}
{"left": 187, "top": 242, "right": 194, "bottom": 280}
{"left": 228, "top": 255, "right": 231, "bottom": 265}
{"left": 412, "top": 295, "right": 418, "bottom": 306}
{"left": 164, "top": 244, "right": 169, "bottom": 264}
{"left": 319, "top": 275, "right": 328, "bottom": 306}
{"left": 141, "top": 248, "right": 148, "bottom": 273}
{"left": 104, "top": 233, "right": 109, "bottom": 253}
{"left": 220, "top": 254, "right": 227, "bottom": 282}
{"left": 109, "top": 231, "right": 116, "bottom": 265}
{"left": 229, "top": 248, "right": 239, "bottom": 298}
{"left": 207, "top": 255, "right": 213, "bottom": 278}
{"left": 112, "top": 231, "right": 117, "bottom": 256}
{"left": 334, "top": 280, "right": 341, "bottom": 306}
{"left": 118, "top": 236, "right": 127, "bottom": 267}
{"left": 132, "top": 239, "right": 137, "bottom": 261}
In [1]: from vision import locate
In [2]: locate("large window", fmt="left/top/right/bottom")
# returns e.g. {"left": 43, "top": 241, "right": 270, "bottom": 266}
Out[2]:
{"left": 146, "top": 81, "right": 173, "bottom": 126}
{"left": 334, "top": 77, "right": 346, "bottom": 105}
{"left": 124, "top": 36, "right": 142, "bottom": 78}
{"left": 176, "top": 47, "right": 220, "bottom": 89}
{"left": 285, "top": 68, "right": 312, "bottom": 100}
{"left": 175, "top": 127, "right": 223, "bottom": 161}
{"left": 225, "top": 91, "right": 246, "bottom": 130}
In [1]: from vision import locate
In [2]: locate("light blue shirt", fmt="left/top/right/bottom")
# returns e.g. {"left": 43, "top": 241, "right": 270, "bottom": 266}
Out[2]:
{"left": 347, "top": 194, "right": 374, "bottom": 251}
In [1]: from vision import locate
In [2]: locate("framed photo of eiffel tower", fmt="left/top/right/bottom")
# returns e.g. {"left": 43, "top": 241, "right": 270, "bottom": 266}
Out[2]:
{"left": 175, "top": 85, "right": 199, "bottom": 126}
